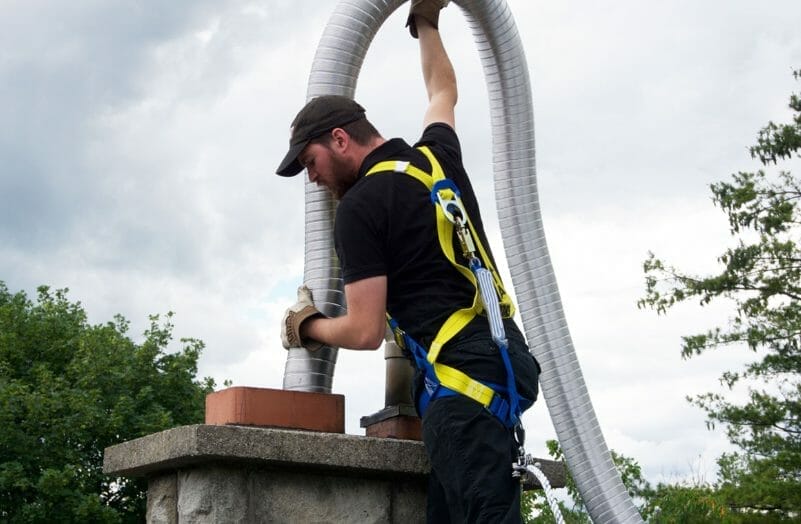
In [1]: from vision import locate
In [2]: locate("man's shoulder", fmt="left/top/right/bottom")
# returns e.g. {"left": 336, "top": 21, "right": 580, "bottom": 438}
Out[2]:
{"left": 415, "top": 122, "right": 460, "bottom": 149}
{"left": 414, "top": 123, "right": 462, "bottom": 169}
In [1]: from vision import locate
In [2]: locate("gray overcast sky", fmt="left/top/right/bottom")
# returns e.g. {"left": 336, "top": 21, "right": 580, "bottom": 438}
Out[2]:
{"left": 2, "top": 0, "right": 800, "bottom": 486}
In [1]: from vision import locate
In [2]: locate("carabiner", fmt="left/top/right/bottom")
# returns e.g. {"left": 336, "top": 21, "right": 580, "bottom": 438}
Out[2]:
{"left": 430, "top": 179, "right": 467, "bottom": 226}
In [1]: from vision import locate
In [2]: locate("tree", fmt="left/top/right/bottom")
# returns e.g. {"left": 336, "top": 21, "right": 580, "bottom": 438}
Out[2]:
{"left": 640, "top": 69, "right": 801, "bottom": 518}
{"left": 640, "top": 483, "right": 735, "bottom": 524}
{"left": 0, "top": 282, "right": 218, "bottom": 523}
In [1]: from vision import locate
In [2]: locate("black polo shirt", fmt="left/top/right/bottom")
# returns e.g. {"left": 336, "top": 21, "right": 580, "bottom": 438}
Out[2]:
{"left": 334, "top": 123, "right": 530, "bottom": 391}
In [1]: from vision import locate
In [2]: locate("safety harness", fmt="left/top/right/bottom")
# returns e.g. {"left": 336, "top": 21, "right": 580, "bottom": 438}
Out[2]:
{"left": 364, "top": 146, "right": 528, "bottom": 429}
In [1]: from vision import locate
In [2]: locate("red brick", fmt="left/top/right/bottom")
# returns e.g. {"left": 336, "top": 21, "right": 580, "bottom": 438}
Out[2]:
{"left": 205, "top": 387, "right": 344, "bottom": 433}
{"left": 364, "top": 415, "right": 422, "bottom": 441}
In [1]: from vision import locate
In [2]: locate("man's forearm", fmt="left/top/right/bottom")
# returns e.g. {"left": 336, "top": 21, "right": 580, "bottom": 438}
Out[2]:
{"left": 301, "top": 315, "right": 383, "bottom": 351}
{"left": 298, "top": 276, "right": 388, "bottom": 351}
{"left": 418, "top": 20, "right": 457, "bottom": 103}
{"left": 417, "top": 18, "right": 457, "bottom": 127}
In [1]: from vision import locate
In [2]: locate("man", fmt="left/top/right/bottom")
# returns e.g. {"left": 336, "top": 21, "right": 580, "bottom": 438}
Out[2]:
{"left": 276, "top": 2, "right": 540, "bottom": 522}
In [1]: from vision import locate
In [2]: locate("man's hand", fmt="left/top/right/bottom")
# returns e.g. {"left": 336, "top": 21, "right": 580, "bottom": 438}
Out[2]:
{"left": 406, "top": 0, "right": 450, "bottom": 39}
{"left": 281, "top": 285, "right": 324, "bottom": 351}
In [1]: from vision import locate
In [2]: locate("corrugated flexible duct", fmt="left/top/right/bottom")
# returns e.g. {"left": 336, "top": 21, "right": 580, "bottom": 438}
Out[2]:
{"left": 282, "top": 0, "right": 643, "bottom": 522}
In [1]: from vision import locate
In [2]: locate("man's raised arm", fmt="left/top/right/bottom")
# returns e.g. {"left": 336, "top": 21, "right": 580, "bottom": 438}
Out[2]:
{"left": 408, "top": 2, "right": 457, "bottom": 129}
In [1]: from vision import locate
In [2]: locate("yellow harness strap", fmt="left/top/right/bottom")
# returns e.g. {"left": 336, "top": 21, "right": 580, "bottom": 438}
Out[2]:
{"left": 366, "top": 146, "right": 515, "bottom": 366}
{"left": 388, "top": 317, "right": 498, "bottom": 410}
{"left": 434, "top": 362, "right": 496, "bottom": 406}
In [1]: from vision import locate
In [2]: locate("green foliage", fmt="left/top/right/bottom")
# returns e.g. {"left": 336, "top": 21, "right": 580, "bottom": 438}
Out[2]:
{"left": 640, "top": 483, "right": 735, "bottom": 524}
{"left": 0, "top": 282, "right": 217, "bottom": 523}
{"left": 715, "top": 452, "right": 801, "bottom": 521}
{"left": 522, "top": 440, "right": 647, "bottom": 523}
{"left": 639, "top": 69, "right": 801, "bottom": 518}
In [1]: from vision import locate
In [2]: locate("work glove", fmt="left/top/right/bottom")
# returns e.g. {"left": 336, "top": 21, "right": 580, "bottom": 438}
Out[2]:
{"left": 406, "top": 0, "right": 450, "bottom": 39}
{"left": 281, "top": 285, "right": 325, "bottom": 352}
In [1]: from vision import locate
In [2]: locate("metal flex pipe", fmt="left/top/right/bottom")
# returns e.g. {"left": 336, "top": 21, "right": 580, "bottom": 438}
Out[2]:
{"left": 282, "top": 0, "right": 643, "bottom": 522}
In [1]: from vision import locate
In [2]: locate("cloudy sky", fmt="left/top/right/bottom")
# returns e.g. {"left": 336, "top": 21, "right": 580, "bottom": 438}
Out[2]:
{"left": 3, "top": 0, "right": 800, "bottom": 488}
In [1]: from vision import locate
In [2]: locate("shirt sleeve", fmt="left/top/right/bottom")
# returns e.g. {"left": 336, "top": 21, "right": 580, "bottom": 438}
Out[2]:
{"left": 414, "top": 123, "right": 462, "bottom": 164}
{"left": 334, "top": 178, "right": 390, "bottom": 285}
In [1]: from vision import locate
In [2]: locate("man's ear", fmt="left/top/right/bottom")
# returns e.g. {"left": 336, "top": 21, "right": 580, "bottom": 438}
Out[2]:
{"left": 330, "top": 127, "right": 349, "bottom": 152}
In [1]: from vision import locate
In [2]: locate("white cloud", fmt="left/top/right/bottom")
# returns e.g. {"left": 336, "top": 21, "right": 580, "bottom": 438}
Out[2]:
{"left": 2, "top": 0, "right": 800, "bottom": 494}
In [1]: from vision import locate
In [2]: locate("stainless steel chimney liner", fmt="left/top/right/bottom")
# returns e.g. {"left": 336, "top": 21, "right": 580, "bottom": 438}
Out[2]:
{"left": 282, "top": 0, "right": 643, "bottom": 521}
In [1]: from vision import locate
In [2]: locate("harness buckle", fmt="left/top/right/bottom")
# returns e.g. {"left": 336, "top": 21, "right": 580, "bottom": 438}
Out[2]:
{"left": 514, "top": 423, "right": 526, "bottom": 449}
{"left": 512, "top": 423, "right": 528, "bottom": 481}
{"left": 431, "top": 179, "right": 478, "bottom": 260}
{"left": 430, "top": 179, "right": 466, "bottom": 224}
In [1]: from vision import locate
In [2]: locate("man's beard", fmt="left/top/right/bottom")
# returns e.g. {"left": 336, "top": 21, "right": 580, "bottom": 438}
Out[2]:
{"left": 329, "top": 154, "right": 357, "bottom": 200}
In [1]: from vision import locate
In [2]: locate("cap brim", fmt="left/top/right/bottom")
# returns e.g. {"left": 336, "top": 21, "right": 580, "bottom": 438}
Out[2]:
{"left": 276, "top": 140, "right": 308, "bottom": 177}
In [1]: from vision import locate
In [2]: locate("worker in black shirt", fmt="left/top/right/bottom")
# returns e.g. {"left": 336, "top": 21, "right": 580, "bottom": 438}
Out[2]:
{"left": 277, "top": 2, "right": 540, "bottom": 521}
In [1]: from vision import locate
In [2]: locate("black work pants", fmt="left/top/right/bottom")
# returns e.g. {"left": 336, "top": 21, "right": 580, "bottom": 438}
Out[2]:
{"left": 422, "top": 395, "right": 523, "bottom": 523}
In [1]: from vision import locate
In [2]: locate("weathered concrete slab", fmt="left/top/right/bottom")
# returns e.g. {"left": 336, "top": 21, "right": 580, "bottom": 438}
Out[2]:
{"left": 104, "top": 424, "right": 565, "bottom": 491}
{"left": 105, "top": 425, "right": 430, "bottom": 523}
{"left": 103, "top": 424, "right": 428, "bottom": 479}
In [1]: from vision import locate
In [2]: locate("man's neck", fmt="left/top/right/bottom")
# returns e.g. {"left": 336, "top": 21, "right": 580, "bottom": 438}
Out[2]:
{"left": 353, "top": 136, "right": 387, "bottom": 168}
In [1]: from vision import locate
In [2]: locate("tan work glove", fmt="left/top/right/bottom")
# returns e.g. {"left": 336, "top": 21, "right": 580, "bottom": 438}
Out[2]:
{"left": 281, "top": 285, "right": 324, "bottom": 351}
{"left": 406, "top": 0, "right": 450, "bottom": 38}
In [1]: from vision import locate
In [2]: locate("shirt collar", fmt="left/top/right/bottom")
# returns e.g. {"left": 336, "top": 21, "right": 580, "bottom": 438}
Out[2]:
{"left": 358, "top": 138, "right": 412, "bottom": 179}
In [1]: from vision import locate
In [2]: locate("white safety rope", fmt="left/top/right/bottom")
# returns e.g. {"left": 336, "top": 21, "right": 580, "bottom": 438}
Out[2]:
{"left": 519, "top": 459, "right": 566, "bottom": 524}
